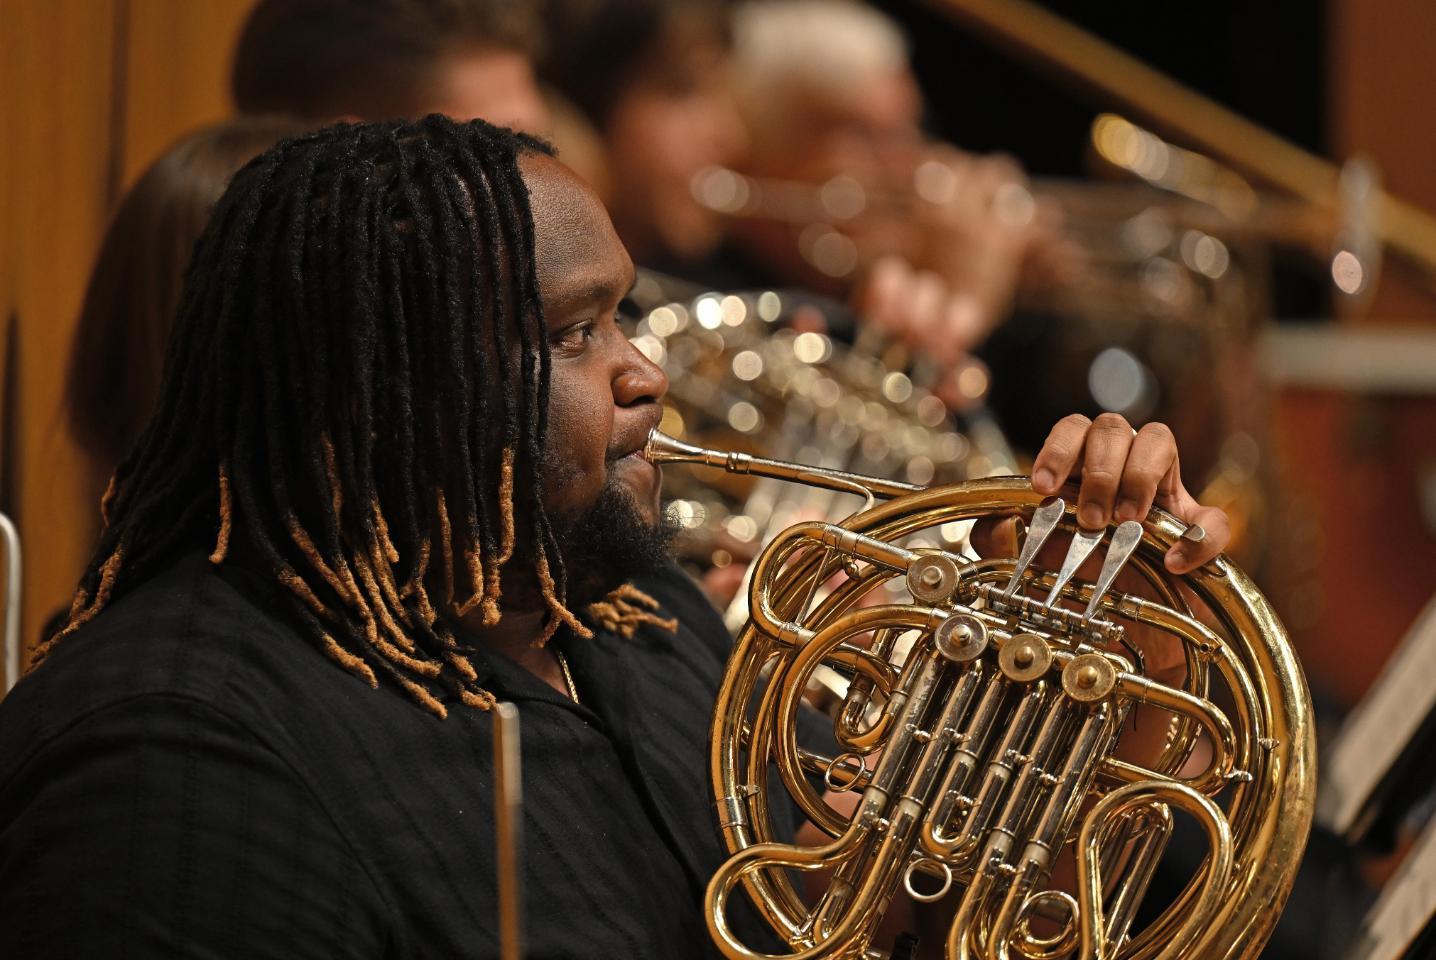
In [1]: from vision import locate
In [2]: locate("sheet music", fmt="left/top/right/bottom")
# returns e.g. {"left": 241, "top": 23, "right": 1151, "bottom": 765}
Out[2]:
{"left": 1348, "top": 812, "right": 1436, "bottom": 960}
{"left": 1319, "top": 592, "right": 1436, "bottom": 836}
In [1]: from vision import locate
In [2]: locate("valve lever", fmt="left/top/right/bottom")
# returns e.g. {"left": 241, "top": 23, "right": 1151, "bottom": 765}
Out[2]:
{"left": 1044, "top": 527, "right": 1104, "bottom": 606}
{"left": 1081, "top": 521, "right": 1144, "bottom": 620}
{"left": 1002, "top": 498, "right": 1065, "bottom": 596}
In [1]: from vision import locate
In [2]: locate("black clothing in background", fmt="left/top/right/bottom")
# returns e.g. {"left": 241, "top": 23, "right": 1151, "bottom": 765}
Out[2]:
{"left": 0, "top": 552, "right": 815, "bottom": 958}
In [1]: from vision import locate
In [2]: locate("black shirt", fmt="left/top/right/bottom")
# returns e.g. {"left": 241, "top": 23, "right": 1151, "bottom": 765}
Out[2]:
{"left": 0, "top": 552, "right": 817, "bottom": 958}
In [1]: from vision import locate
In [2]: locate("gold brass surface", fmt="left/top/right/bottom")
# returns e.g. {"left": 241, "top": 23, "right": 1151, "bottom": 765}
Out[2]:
{"left": 645, "top": 430, "right": 1316, "bottom": 960}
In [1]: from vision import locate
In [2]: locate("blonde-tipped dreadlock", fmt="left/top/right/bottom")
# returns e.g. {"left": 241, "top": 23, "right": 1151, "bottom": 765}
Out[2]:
{"left": 35, "top": 117, "right": 609, "bottom": 718}
{"left": 533, "top": 549, "right": 592, "bottom": 647}
{"left": 32, "top": 547, "right": 126, "bottom": 666}
{"left": 480, "top": 448, "right": 518, "bottom": 625}
{"left": 585, "top": 583, "right": 679, "bottom": 639}
{"left": 99, "top": 473, "right": 120, "bottom": 527}
{"left": 209, "top": 462, "right": 233, "bottom": 564}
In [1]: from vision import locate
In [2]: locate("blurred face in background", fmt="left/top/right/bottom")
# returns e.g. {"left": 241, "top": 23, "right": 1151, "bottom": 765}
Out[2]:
{"left": 750, "top": 66, "right": 928, "bottom": 288}
{"left": 599, "top": 18, "right": 748, "bottom": 265}
{"left": 428, "top": 45, "right": 551, "bottom": 134}
{"left": 775, "top": 67, "right": 925, "bottom": 187}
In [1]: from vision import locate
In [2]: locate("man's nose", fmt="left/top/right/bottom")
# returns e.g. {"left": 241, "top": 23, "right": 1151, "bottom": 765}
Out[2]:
{"left": 614, "top": 340, "right": 668, "bottom": 406}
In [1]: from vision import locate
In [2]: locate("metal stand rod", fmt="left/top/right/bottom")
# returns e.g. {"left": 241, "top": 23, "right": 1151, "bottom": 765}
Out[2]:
{"left": 1, "top": 512, "right": 21, "bottom": 695}
{"left": 493, "top": 702, "right": 523, "bottom": 960}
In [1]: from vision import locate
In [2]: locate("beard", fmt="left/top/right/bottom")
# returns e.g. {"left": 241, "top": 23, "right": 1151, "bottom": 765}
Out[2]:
{"left": 548, "top": 474, "right": 678, "bottom": 607}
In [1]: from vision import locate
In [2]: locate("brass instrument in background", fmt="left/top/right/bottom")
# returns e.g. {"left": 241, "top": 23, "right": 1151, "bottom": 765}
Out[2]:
{"left": 693, "top": 111, "right": 1372, "bottom": 296}
{"left": 628, "top": 278, "right": 1015, "bottom": 624}
{"left": 646, "top": 430, "right": 1315, "bottom": 959}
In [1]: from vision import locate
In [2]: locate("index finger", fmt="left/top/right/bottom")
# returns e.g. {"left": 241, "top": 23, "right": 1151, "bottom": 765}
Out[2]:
{"left": 1031, "top": 414, "right": 1092, "bottom": 495}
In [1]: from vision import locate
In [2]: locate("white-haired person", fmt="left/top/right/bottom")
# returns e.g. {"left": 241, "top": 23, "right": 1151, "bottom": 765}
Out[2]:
{"left": 727, "top": 0, "right": 1079, "bottom": 376}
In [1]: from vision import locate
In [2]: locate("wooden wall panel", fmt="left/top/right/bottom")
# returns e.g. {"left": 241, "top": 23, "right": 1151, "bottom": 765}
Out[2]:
{"left": 1, "top": 0, "right": 123, "bottom": 685}
{"left": 1, "top": 0, "right": 256, "bottom": 687}
{"left": 0, "top": 1, "right": 23, "bottom": 662}
{"left": 0, "top": 4, "right": 19, "bottom": 489}
{"left": 121, "top": 0, "right": 255, "bottom": 189}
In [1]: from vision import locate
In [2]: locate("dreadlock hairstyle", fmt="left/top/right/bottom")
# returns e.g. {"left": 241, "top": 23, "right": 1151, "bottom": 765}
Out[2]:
{"left": 36, "top": 115, "right": 662, "bottom": 718}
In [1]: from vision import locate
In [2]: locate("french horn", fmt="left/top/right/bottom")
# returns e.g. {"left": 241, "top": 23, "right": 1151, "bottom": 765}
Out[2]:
{"left": 645, "top": 430, "right": 1314, "bottom": 959}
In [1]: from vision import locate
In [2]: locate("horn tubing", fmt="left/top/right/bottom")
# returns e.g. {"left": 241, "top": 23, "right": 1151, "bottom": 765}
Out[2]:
{"left": 644, "top": 429, "right": 923, "bottom": 500}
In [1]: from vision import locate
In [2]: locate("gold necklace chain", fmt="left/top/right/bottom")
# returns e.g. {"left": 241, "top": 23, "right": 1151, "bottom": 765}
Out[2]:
{"left": 555, "top": 649, "right": 580, "bottom": 704}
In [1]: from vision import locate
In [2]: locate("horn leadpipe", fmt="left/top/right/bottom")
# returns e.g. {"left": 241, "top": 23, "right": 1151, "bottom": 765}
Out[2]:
{"left": 643, "top": 429, "right": 921, "bottom": 502}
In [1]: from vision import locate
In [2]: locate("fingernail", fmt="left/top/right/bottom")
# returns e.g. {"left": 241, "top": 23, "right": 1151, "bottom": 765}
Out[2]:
{"left": 1032, "top": 468, "right": 1055, "bottom": 491}
{"left": 1079, "top": 503, "right": 1105, "bottom": 528}
{"left": 1115, "top": 498, "right": 1141, "bottom": 521}
{"left": 1164, "top": 546, "right": 1191, "bottom": 572}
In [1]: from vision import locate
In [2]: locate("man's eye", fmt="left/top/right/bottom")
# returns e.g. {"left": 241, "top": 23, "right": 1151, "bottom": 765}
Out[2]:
{"left": 555, "top": 322, "right": 595, "bottom": 348}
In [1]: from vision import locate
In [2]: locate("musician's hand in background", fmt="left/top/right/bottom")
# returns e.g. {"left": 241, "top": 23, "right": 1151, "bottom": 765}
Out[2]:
{"left": 855, "top": 255, "right": 987, "bottom": 366}
{"left": 912, "top": 149, "right": 1032, "bottom": 320}
{"left": 1031, "top": 413, "right": 1230, "bottom": 573}
{"left": 909, "top": 148, "right": 1082, "bottom": 315}
{"left": 852, "top": 256, "right": 996, "bottom": 414}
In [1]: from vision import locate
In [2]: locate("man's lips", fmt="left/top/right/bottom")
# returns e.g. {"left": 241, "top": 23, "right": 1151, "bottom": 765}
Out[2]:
{"left": 609, "top": 407, "right": 664, "bottom": 463}
{"left": 612, "top": 450, "right": 660, "bottom": 478}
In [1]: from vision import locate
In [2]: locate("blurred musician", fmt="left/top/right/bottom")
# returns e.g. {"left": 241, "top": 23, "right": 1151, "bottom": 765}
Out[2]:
{"left": 539, "top": 0, "right": 748, "bottom": 277}
{"left": 727, "top": 0, "right": 1073, "bottom": 352}
{"left": 231, "top": 0, "right": 549, "bottom": 133}
{"left": 0, "top": 115, "right": 1226, "bottom": 957}
{"left": 228, "top": 0, "right": 647, "bottom": 248}
{"left": 532, "top": 0, "right": 747, "bottom": 284}
{"left": 65, "top": 117, "right": 310, "bottom": 544}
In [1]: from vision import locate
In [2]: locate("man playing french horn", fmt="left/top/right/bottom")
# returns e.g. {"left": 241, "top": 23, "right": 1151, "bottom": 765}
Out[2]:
{"left": 0, "top": 117, "right": 1296, "bottom": 960}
